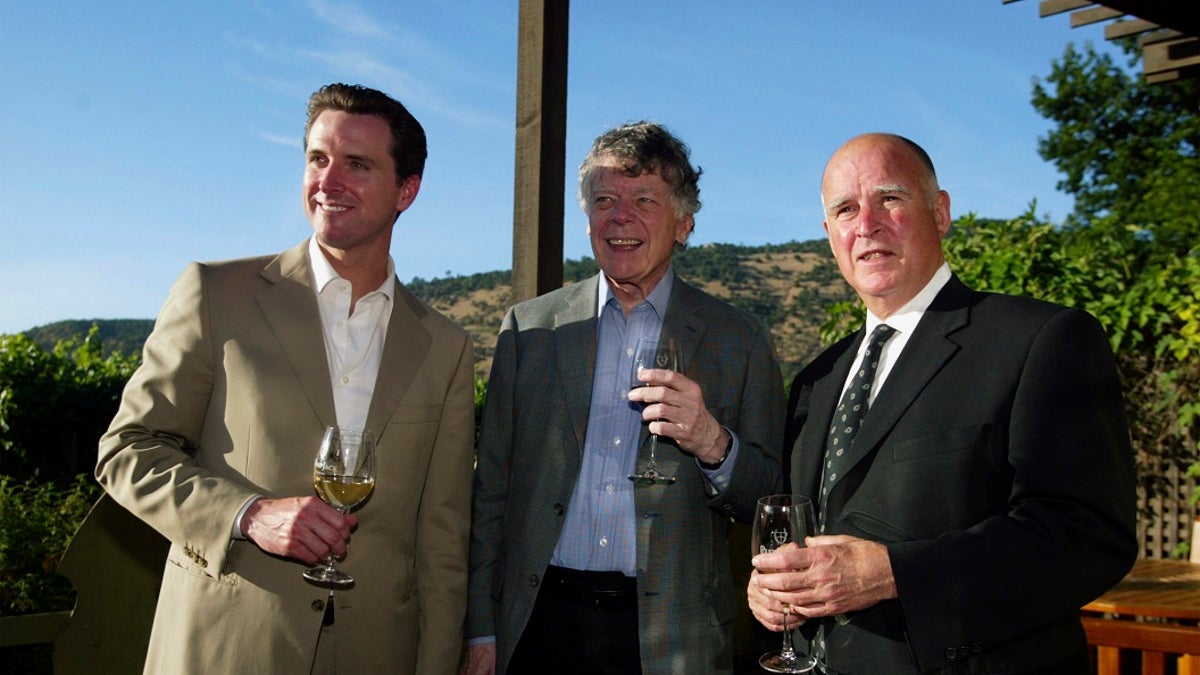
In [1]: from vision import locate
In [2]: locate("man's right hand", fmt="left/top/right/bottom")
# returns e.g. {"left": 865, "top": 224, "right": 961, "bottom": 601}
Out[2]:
{"left": 241, "top": 496, "right": 356, "bottom": 564}
{"left": 461, "top": 642, "right": 497, "bottom": 675}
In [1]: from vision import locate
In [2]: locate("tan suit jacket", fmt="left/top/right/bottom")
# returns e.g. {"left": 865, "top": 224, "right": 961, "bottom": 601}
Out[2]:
{"left": 98, "top": 240, "right": 475, "bottom": 674}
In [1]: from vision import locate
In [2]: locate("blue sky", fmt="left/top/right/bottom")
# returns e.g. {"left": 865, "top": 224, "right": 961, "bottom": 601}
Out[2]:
{"left": 0, "top": 0, "right": 1124, "bottom": 335}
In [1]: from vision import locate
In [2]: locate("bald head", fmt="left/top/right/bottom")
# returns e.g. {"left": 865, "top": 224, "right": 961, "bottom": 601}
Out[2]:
{"left": 819, "top": 133, "right": 952, "bottom": 319}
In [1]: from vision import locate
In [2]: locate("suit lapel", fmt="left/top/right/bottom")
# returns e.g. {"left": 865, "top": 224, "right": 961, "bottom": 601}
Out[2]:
{"left": 794, "top": 338, "right": 859, "bottom": 499}
{"left": 554, "top": 278, "right": 601, "bottom": 452}
{"left": 257, "top": 242, "right": 336, "bottom": 430}
{"left": 367, "top": 283, "right": 431, "bottom": 444}
{"left": 834, "top": 277, "right": 972, "bottom": 489}
{"left": 662, "top": 274, "right": 705, "bottom": 377}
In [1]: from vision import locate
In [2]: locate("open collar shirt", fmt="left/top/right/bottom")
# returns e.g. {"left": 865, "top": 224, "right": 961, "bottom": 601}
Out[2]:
{"left": 308, "top": 236, "right": 395, "bottom": 433}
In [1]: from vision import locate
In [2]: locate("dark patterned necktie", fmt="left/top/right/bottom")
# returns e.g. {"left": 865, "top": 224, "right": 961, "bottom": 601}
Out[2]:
{"left": 819, "top": 323, "right": 895, "bottom": 531}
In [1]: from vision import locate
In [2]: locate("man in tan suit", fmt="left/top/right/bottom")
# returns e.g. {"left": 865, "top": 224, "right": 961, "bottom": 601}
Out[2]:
{"left": 97, "top": 83, "right": 474, "bottom": 674}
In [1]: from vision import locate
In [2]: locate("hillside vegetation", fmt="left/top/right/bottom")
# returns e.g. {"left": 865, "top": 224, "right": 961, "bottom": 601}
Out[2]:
{"left": 25, "top": 239, "right": 851, "bottom": 379}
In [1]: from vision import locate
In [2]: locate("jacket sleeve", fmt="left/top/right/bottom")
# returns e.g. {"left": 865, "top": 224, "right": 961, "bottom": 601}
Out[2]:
{"left": 464, "top": 307, "right": 519, "bottom": 640}
{"left": 96, "top": 262, "right": 259, "bottom": 577}
{"left": 707, "top": 314, "right": 787, "bottom": 524}
{"left": 888, "top": 307, "right": 1137, "bottom": 668}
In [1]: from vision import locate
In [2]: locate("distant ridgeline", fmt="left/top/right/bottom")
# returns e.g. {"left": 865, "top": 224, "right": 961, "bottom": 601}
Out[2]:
{"left": 25, "top": 319, "right": 156, "bottom": 357}
{"left": 24, "top": 239, "right": 850, "bottom": 377}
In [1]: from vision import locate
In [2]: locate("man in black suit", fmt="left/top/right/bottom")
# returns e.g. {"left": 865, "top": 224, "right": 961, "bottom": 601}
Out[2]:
{"left": 747, "top": 133, "right": 1137, "bottom": 674}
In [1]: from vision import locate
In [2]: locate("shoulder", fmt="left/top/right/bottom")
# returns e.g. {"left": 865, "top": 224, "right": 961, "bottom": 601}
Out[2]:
{"left": 672, "top": 277, "right": 767, "bottom": 332}
{"left": 506, "top": 279, "right": 596, "bottom": 325}
{"left": 969, "top": 290, "right": 1104, "bottom": 337}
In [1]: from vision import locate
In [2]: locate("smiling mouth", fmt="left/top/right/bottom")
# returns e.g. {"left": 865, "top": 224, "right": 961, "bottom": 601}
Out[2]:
{"left": 319, "top": 203, "right": 349, "bottom": 213}
{"left": 859, "top": 250, "right": 891, "bottom": 261}
{"left": 608, "top": 238, "right": 642, "bottom": 248}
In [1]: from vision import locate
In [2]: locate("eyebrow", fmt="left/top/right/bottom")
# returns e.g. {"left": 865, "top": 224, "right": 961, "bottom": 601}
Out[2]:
{"left": 876, "top": 183, "right": 910, "bottom": 196}
{"left": 823, "top": 196, "right": 852, "bottom": 213}
{"left": 345, "top": 152, "right": 379, "bottom": 166}
{"left": 822, "top": 183, "right": 912, "bottom": 214}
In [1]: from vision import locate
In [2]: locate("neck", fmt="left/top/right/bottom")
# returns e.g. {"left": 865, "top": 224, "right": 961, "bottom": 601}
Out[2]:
{"left": 319, "top": 244, "right": 390, "bottom": 313}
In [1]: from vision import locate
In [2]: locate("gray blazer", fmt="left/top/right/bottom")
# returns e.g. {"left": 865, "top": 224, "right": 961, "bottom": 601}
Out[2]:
{"left": 467, "top": 273, "right": 785, "bottom": 674}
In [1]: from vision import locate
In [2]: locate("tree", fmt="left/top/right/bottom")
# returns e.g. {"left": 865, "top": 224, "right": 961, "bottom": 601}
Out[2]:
{"left": 1031, "top": 39, "right": 1200, "bottom": 251}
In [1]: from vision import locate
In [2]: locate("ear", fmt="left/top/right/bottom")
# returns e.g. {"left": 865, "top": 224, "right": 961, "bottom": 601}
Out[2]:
{"left": 823, "top": 220, "right": 834, "bottom": 252}
{"left": 934, "top": 190, "right": 952, "bottom": 237}
{"left": 395, "top": 174, "right": 422, "bottom": 214}
{"left": 675, "top": 214, "right": 695, "bottom": 245}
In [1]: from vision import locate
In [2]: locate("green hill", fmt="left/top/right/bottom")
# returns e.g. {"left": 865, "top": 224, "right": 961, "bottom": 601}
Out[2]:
{"left": 21, "top": 239, "right": 852, "bottom": 378}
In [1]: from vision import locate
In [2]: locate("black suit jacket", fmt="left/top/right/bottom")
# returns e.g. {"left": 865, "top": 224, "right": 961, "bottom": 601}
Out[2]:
{"left": 786, "top": 275, "right": 1136, "bottom": 674}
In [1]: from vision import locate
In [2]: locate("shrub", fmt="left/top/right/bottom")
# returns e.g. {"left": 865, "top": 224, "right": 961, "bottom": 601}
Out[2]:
{"left": 0, "top": 474, "right": 101, "bottom": 615}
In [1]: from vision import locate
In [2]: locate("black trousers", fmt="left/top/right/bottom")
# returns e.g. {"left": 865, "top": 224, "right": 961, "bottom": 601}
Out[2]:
{"left": 507, "top": 566, "right": 642, "bottom": 675}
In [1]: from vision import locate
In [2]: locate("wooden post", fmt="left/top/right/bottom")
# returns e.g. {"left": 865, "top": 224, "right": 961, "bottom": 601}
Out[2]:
{"left": 511, "top": 0, "right": 569, "bottom": 302}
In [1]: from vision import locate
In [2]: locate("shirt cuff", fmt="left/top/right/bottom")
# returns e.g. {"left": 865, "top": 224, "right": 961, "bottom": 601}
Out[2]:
{"left": 232, "top": 495, "right": 262, "bottom": 540}
{"left": 698, "top": 427, "right": 739, "bottom": 494}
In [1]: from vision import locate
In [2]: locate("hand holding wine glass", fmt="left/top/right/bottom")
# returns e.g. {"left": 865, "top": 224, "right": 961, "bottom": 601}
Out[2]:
{"left": 628, "top": 337, "right": 679, "bottom": 485}
{"left": 303, "top": 426, "right": 376, "bottom": 587}
{"left": 753, "top": 494, "right": 818, "bottom": 673}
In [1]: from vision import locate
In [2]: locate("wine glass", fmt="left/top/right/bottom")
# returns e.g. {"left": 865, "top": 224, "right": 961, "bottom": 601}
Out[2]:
{"left": 628, "top": 337, "right": 679, "bottom": 485}
{"left": 303, "top": 426, "right": 376, "bottom": 587}
{"left": 753, "top": 494, "right": 818, "bottom": 673}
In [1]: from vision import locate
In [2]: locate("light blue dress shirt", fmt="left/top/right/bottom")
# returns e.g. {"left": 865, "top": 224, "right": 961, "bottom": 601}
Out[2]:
{"left": 551, "top": 270, "right": 738, "bottom": 575}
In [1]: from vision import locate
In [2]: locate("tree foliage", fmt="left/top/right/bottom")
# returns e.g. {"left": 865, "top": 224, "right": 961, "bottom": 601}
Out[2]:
{"left": 1031, "top": 39, "right": 1200, "bottom": 251}
{"left": 0, "top": 474, "right": 101, "bottom": 615}
{"left": 945, "top": 212, "right": 1198, "bottom": 517}
{"left": 0, "top": 326, "right": 140, "bottom": 481}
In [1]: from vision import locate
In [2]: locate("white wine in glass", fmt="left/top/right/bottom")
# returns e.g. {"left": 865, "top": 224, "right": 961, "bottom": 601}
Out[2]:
{"left": 303, "top": 426, "right": 376, "bottom": 587}
{"left": 753, "top": 494, "right": 818, "bottom": 673}
{"left": 628, "top": 337, "right": 679, "bottom": 485}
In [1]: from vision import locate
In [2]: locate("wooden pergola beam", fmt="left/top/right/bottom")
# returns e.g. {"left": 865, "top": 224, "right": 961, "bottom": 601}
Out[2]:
{"left": 511, "top": 0, "right": 570, "bottom": 303}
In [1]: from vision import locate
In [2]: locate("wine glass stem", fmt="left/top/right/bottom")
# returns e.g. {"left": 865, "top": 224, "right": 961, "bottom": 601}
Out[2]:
{"left": 780, "top": 608, "right": 795, "bottom": 657}
{"left": 326, "top": 506, "right": 349, "bottom": 571}
{"left": 646, "top": 433, "right": 659, "bottom": 470}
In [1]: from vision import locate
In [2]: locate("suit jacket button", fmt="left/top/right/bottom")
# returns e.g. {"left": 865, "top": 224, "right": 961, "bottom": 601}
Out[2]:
{"left": 528, "top": 575, "right": 540, "bottom": 588}
{"left": 972, "top": 642, "right": 983, "bottom": 654}
{"left": 944, "top": 647, "right": 958, "bottom": 661}
{"left": 958, "top": 645, "right": 970, "bottom": 658}
{"left": 311, "top": 599, "right": 325, "bottom": 613}
{"left": 553, "top": 503, "right": 564, "bottom": 516}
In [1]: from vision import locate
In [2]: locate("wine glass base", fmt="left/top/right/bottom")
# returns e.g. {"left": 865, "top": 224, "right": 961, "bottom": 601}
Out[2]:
{"left": 303, "top": 565, "right": 355, "bottom": 588}
{"left": 628, "top": 469, "right": 676, "bottom": 485}
{"left": 759, "top": 651, "right": 817, "bottom": 673}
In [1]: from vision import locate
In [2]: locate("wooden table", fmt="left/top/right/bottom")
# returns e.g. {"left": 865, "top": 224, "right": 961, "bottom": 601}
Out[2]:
{"left": 1081, "top": 559, "right": 1200, "bottom": 675}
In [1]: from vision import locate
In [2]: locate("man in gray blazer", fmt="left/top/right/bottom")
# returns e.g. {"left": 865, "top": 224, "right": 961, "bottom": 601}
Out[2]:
{"left": 98, "top": 84, "right": 474, "bottom": 674}
{"left": 748, "top": 133, "right": 1136, "bottom": 673}
{"left": 464, "top": 122, "right": 785, "bottom": 674}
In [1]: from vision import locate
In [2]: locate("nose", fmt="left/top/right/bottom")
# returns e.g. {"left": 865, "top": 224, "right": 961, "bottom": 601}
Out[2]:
{"left": 854, "top": 206, "right": 881, "bottom": 237}
{"left": 316, "top": 164, "right": 344, "bottom": 194}
{"left": 609, "top": 197, "right": 635, "bottom": 224}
